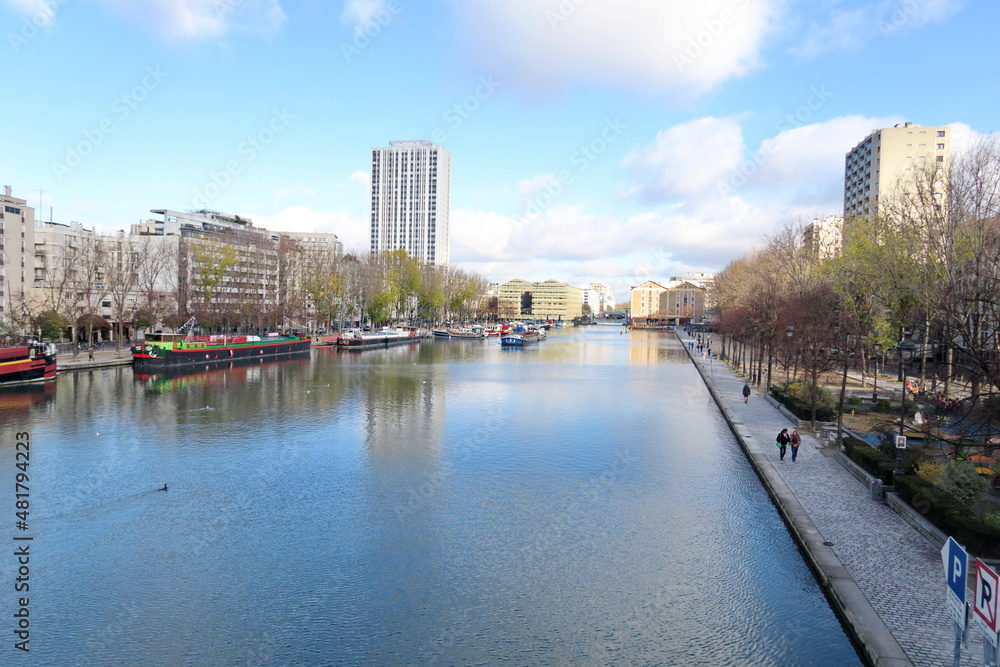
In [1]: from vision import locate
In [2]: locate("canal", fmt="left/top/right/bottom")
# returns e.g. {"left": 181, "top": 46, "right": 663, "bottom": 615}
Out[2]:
{"left": 1, "top": 327, "right": 863, "bottom": 665}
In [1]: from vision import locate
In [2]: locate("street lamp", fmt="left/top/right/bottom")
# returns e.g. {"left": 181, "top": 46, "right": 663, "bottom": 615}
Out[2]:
{"left": 896, "top": 376, "right": 908, "bottom": 477}
{"left": 785, "top": 326, "right": 794, "bottom": 383}
{"left": 895, "top": 339, "right": 917, "bottom": 477}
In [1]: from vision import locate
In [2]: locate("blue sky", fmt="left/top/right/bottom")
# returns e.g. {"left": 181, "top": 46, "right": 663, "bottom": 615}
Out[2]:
{"left": 2, "top": 0, "right": 995, "bottom": 300}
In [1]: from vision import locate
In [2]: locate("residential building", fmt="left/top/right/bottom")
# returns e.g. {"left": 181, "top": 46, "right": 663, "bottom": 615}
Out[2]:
{"left": 133, "top": 209, "right": 281, "bottom": 319}
{"left": 844, "top": 123, "right": 950, "bottom": 219}
{"left": 370, "top": 140, "right": 451, "bottom": 266}
{"left": 630, "top": 279, "right": 707, "bottom": 325}
{"left": 803, "top": 215, "right": 844, "bottom": 259}
{"left": 498, "top": 279, "right": 582, "bottom": 321}
{"left": 0, "top": 186, "right": 35, "bottom": 323}
{"left": 630, "top": 280, "right": 668, "bottom": 320}
{"left": 658, "top": 280, "right": 707, "bottom": 324}
{"left": 581, "top": 281, "right": 615, "bottom": 313}
{"left": 668, "top": 272, "right": 714, "bottom": 288}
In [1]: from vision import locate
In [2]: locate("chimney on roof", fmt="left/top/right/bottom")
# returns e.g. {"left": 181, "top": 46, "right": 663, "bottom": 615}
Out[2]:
{"left": 3, "top": 185, "right": 10, "bottom": 197}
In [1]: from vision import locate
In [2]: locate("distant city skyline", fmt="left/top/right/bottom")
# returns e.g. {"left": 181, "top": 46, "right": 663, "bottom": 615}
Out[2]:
{"left": 1, "top": 0, "right": 995, "bottom": 302}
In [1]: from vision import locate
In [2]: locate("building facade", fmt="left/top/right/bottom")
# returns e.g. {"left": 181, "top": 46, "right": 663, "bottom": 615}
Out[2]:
{"left": 0, "top": 186, "right": 35, "bottom": 324}
{"left": 630, "top": 281, "right": 667, "bottom": 320}
{"left": 844, "top": 123, "right": 950, "bottom": 219}
{"left": 581, "top": 281, "right": 615, "bottom": 313}
{"left": 630, "top": 279, "right": 706, "bottom": 325}
{"left": 370, "top": 140, "right": 451, "bottom": 266}
{"left": 498, "top": 279, "right": 583, "bottom": 321}
{"left": 803, "top": 215, "right": 844, "bottom": 259}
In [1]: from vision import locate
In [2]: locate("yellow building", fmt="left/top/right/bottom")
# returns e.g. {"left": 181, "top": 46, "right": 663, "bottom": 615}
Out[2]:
{"left": 498, "top": 279, "right": 582, "bottom": 321}
{"left": 630, "top": 280, "right": 668, "bottom": 319}
{"left": 630, "top": 280, "right": 706, "bottom": 325}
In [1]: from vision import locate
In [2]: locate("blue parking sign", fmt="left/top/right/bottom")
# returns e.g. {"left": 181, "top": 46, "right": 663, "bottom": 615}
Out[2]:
{"left": 943, "top": 537, "right": 968, "bottom": 604}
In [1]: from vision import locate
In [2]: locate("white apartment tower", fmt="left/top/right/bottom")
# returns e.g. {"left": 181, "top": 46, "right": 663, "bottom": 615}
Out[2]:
{"left": 844, "top": 123, "right": 950, "bottom": 218}
{"left": 370, "top": 140, "right": 451, "bottom": 265}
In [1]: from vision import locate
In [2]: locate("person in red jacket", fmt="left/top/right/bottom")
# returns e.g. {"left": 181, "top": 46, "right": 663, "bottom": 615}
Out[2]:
{"left": 790, "top": 429, "right": 801, "bottom": 462}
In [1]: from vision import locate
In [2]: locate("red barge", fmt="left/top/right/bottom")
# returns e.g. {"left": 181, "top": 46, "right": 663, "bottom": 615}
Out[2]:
{"left": 0, "top": 342, "right": 57, "bottom": 387}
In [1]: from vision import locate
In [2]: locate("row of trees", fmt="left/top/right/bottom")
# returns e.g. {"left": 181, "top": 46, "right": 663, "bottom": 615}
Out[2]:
{"left": 713, "top": 136, "right": 1000, "bottom": 434}
{"left": 1, "top": 227, "right": 492, "bottom": 355}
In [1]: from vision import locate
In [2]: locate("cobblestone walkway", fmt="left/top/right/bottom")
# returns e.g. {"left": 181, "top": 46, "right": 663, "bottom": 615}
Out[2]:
{"left": 679, "top": 335, "right": 983, "bottom": 666}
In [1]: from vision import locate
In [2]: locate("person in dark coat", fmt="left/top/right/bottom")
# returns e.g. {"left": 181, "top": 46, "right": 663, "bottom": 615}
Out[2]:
{"left": 776, "top": 428, "right": 790, "bottom": 462}
{"left": 742, "top": 383, "right": 751, "bottom": 403}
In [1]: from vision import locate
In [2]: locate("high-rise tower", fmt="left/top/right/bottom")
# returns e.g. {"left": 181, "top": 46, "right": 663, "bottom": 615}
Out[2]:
{"left": 370, "top": 140, "right": 450, "bottom": 265}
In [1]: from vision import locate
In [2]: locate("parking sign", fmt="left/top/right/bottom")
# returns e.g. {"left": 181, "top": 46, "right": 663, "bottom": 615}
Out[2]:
{"left": 942, "top": 537, "right": 968, "bottom": 625}
{"left": 974, "top": 559, "right": 1000, "bottom": 646}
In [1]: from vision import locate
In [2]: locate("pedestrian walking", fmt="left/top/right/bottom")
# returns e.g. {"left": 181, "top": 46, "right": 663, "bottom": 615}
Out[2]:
{"left": 742, "top": 383, "right": 751, "bottom": 403}
{"left": 790, "top": 429, "right": 801, "bottom": 462}
{"left": 776, "top": 428, "right": 790, "bottom": 462}
{"left": 88, "top": 346, "right": 95, "bottom": 361}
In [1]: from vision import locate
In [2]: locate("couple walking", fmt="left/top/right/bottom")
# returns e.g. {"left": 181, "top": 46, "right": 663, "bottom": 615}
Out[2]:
{"left": 776, "top": 428, "right": 801, "bottom": 462}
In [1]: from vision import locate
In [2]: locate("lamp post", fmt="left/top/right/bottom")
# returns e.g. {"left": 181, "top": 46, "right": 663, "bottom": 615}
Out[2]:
{"left": 785, "top": 325, "right": 794, "bottom": 384}
{"left": 894, "top": 339, "right": 916, "bottom": 477}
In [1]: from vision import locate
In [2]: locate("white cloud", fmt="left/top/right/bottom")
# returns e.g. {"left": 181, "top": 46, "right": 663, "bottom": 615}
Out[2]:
{"left": 346, "top": 170, "right": 370, "bottom": 188}
{"left": 455, "top": 113, "right": 946, "bottom": 293}
{"left": 274, "top": 184, "right": 316, "bottom": 201}
{"left": 623, "top": 117, "right": 745, "bottom": 201}
{"left": 97, "top": 0, "right": 287, "bottom": 40}
{"left": 793, "top": 0, "right": 965, "bottom": 56}
{"left": 252, "top": 206, "right": 369, "bottom": 252}
{"left": 451, "top": 0, "right": 781, "bottom": 95}
{"left": 340, "top": 0, "right": 387, "bottom": 35}
{"left": 4, "top": 0, "right": 57, "bottom": 24}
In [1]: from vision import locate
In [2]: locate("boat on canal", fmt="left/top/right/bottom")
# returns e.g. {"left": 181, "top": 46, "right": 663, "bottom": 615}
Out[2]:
{"left": 0, "top": 341, "right": 57, "bottom": 386}
{"left": 132, "top": 332, "right": 311, "bottom": 371}
{"left": 433, "top": 326, "right": 486, "bottom": 339}
{"left": 336, "top": 327, "right": 423, "bottom": 349}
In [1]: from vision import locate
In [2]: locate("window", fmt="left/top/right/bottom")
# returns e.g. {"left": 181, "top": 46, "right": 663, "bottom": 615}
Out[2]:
{"left": 937, "top": 130, "right": 946, "bottom": 137}
{"left": 937, "top": 143, "right": 945, "bottom": 150}
{"left": 936, "top": 156, "right": 944, "bottom": 162}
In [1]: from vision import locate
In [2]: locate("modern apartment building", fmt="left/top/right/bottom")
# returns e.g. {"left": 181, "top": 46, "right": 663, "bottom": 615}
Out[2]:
{"left": 581, "top": 281, "right": 615, "bottom": 313}
{"left": 370, "top": 140, "right": 451, "bottom": 266}
{"left": 844, "top": 123, "right": 950, "bottom": 219}
{"left": 0, "top": 186, "right": 35, "bottom": 321}
{"left": 803, "top": 215, "right": 844, "bottom": 259}
{"left": 498, "top": 279, "right": 583, "bottom": 321}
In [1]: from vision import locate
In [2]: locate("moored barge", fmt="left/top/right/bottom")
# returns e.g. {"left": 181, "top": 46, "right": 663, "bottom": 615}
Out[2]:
{"left": 0, "top": 342, "right": 57, "bottom": 386}
{"left": 131, "top": 333, "right": 311, "bottom": 371}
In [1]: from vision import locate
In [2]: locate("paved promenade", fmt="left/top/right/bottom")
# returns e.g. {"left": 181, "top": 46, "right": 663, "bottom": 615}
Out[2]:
{"left": 678, "top": 334, "right": 984, "bottom": 667}
{"left": 57, "top": 346, "right": 133, "bottom": 371}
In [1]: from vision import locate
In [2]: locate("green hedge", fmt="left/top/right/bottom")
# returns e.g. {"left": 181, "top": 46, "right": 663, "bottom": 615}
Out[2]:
{"left": 846, "top": 442, "right": 894, "bottom": 483}
{"left": 770, "top": 387, "right": 837, "bottom": 422}
{"left": 893, "top": 476, "right": 1000, "bottom": 558}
